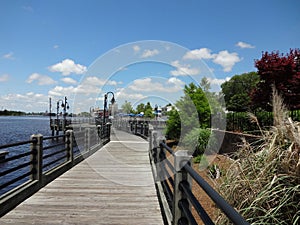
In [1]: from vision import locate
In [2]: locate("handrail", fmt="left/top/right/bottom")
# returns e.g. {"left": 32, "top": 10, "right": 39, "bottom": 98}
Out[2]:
{"left": 0, "top": 123, "right": 112, "bottom": 217}
{"left": 0, "top": 139, "right": 35, "bottom": 150}
{"left": 183, "top": 164, "right": 249, "bottom": 225}
{"left": 149, "top": 129, "right": 250, "bottom": 225}
{"left": 113, "top": 119, "right": 151, "bottom": 139}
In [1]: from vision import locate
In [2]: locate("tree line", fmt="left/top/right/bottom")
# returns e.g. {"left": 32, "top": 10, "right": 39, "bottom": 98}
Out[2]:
{"left": 120, "top": 48, "right": 300, "bottom": 153}
{"left": 222, "top": 49, "right": 300, "bottom": 112}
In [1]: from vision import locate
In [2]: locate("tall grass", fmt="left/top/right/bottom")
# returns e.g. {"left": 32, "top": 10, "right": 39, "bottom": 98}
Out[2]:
{"left": 217, "top": 88, "right": 300, "bottom": 225}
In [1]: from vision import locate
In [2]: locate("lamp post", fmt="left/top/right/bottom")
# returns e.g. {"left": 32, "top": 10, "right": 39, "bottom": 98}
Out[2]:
{"left": 62, "top": 96, "right": 70, "bottom": 124}
{"left": 102, "top": 91, "right": 115, "bottom": 125}
{"left": 56, "top": 96, "right": 69, "bottom": 132}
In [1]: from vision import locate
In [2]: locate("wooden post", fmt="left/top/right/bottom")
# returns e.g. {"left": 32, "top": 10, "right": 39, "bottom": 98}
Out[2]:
{"left": 172, "top": 150, "right": 192, "bottom": 225}
{"left": 30, "top": 134, "right": 43, "bottom": 185}
{"left": 65, "top": 130, "right": 74, "bottom": 164}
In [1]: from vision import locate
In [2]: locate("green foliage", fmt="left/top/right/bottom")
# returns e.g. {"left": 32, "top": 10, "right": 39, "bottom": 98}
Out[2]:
{"left": 121, "top": 101, "right": 135, "bottom": 114}
{"left": 182, "top": 128, "right": 213, "bottom": 156}
{"left": 144, "top": 102, "right": 154, "bottom": 118}
{"left": 136, "top": 103, "right": 145, "bottom": 114}
{"left": 165, "top": 108, "right": 181, "bottom": 140}
{"left": 177, "top": 83, "right": 210, "bottom": 128}
{"left": 221, "top": 72, "right": 259, "bottom": 112}
{"left": 165, "top": 82, "right": 211, "bottom": 141}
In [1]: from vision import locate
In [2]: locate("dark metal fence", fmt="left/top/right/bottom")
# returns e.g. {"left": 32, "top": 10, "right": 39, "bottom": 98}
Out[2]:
{"left": 0, "top": 124, "right": 111, "bottom": 217}
{"left": 149, "top": 130, "right": 250, "bottom": 225}
{"left": 226, "top": 110, "right": 300, "bottom": 133}
{"left": 113, "top": 118, "right": 166, "bottom": 139}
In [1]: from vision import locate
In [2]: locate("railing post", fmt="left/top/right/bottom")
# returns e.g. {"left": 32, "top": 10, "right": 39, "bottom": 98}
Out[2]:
{"left": 140, "top": 122, "right": 144, "bottom": 135}
{"left": 106, "top": 122, "right": 112, "bottom": 142}
{"left": 173, "top": 150, "right": 192, "bottom": 225}
{"left": 65, "top": 130, "right": 74, "bottom": 164}
{"left": 85, "top": 127, "right": 90, "bottom": 152}
{"left": 97, "top": 125, "right": 101, "bottom": 143}
{"left": 30, "top": 134, "right": 43, "bottom": 185}
{"left": 150, "top": 130, "right": 158, "bottom": 161}
{"left": 134, "top": 122, "right": 137, "bottom": 135}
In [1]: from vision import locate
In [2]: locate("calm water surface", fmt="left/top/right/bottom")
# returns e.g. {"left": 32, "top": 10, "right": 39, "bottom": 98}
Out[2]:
{"left": 0, "top": 116, "right": 56, "bottom": 195}
{"left": 0, "top": 116, "right": 51, "bottom": 146}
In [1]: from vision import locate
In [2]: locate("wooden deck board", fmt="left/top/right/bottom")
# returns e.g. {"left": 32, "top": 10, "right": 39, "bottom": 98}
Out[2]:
{"left": 0, "top": 129, "right": 164, "bottom": 225}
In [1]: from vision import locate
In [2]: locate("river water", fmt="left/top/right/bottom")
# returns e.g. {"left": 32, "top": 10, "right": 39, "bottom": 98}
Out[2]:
{"left": 0, "top": 116, "right": 57, "bottom": 195}
{"left": 0, "top": 116, "right": 51, "bottom": 146}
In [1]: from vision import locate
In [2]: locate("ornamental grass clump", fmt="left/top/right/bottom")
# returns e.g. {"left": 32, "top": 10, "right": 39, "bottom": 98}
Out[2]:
{"left": 217, "top": 88, "right": 300, "bottom": 225}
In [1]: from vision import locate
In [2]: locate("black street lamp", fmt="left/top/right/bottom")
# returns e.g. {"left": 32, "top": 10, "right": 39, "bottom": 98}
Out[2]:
{"left": 57, "top": 96, "right": 69, "bottom": 131}
{"left": 103, "top": 91, "right": 115, "bottom": 125}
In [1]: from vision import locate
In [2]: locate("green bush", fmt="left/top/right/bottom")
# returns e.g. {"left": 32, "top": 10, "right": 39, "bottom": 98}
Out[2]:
{"left": 182, "top": 128, "right": 214, "bottom": 156}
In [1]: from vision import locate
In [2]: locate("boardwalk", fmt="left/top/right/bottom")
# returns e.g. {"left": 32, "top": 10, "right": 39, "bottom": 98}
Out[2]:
{"left": 1, "top": 129, "right": 164, "bottom": 225}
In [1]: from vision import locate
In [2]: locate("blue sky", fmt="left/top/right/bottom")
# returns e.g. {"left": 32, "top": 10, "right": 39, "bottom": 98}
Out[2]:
{"left": 0, "top": 0, "right": 299, "bottom": 113}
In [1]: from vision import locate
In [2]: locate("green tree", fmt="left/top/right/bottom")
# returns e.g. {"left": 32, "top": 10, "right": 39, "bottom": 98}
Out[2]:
{"left": 221, "top": 72, "right": 259, "bottom": 112}
{"left": 136, "top": 103, "right": 145, "bottom": 114}
{"left": 165, "top": 107, "right": 181, "bottom": 140}
{"left": 121, "top": 101, "right": 134, "bottom": 114}
{"left": 200, "top": 77, "right": 225, "bottom": 115}
{"left": 144, "top": 102, "right": 154, "bottom": 118}
{"left": 165, "top": 83, "right": 211, "bottom": 141}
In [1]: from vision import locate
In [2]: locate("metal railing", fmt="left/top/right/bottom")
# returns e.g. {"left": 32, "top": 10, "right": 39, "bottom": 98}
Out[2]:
{"left": 0, "top": 124, "right": 111, "bottom": 217}
{"left": 149, "top": 130, "right": 250, "bottom": 225}
{"left": 113, "top": 119, "right": 157, "bottom": 139}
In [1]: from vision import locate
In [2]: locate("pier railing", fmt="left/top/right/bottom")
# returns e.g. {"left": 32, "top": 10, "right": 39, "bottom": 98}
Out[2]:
{"left": 113, "top": 118, "right": 166, "bottom": 139}
{"left": 149, "top": 130, "right": 249, "bottom": 225}
{"left": 0, "top": 124, "right": 111, "bottom": 217}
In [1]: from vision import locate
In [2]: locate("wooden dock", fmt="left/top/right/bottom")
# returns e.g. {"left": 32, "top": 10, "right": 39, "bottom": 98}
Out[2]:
{"left": 0, "top": 129, "right": 164, "bottom": 224}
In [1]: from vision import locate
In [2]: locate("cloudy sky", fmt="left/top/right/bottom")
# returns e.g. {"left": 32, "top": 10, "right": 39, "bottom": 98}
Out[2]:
{"left": 0, "top": 0, "right": 299, "bottom": 113}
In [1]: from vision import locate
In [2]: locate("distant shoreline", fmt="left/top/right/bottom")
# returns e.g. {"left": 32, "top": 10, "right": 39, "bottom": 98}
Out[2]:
{"left": 0, "top": 110, "right": 47, "bottom": 116}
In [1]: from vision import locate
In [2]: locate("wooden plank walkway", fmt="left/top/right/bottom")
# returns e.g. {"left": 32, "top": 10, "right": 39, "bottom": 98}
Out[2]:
{"left": 0, "top": 129, "right": 164, "bottom": 225}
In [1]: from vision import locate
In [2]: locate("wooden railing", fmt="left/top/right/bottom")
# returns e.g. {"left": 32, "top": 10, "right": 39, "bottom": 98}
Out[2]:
{"left": 0, "top": 123, "right": 111, "bottom": 217}
{"left": 149, "top": 130, "right": 250, "bottom": 225}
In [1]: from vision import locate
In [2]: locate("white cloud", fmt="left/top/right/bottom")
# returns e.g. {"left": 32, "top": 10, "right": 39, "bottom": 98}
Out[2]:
{"left": 167, "top": 77, "right": 184, "bottom": 85}
{"left": 48, "top": 59, "right": 87, "bottom": 76}
{"left": 2, "top": 52, "right": 15, "bottom": 60}
{"left": 26, "top": 73, "right": 57, "bottom": 85}
{"left": 48, "top": 86, "right": 76, "bottom": 97}
{"left": 170, "top": 60, "right": 200, "bottom": 76}
{"left": 133, "top": 45, "right": 140, "bottom": 53}
{"left": 0, "top": 92, "right": 49, "bottom": 112}
{"left": 141, "top": 49, "right": 159, "bottom": 58}
{"left": 61, "top": 77, "right": 77, "bottom": 85}
{"left": 207, "top": 77, "right": 231, "bottom": 86}
{"left": 0, "top": 74, "right": 9, "bottom": 82}
{"left": 83, "top": 76, "right": 117, "bottom": 86}
{"left": 183, "top": 48, "right": 242, "bottom": 72}
{"left": 48, "top": 76, "right": 118, "bottom": 97}
{"left": 128, "top": 77, "right": 184, "bottom": 93}
{"left": 116, "top": 91, "right": 146, "bottom": 101}
{"left": 236, "top": 41, "right": 255, "bottom": 49}
{"left": 183, "top": 48, "right": 214, "bottom": 60}
{"left": 213, "top": 50, "right": 242, "bottom": 72}
{"left": 53, "top": 45, "right": 59, "bottom": 49}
